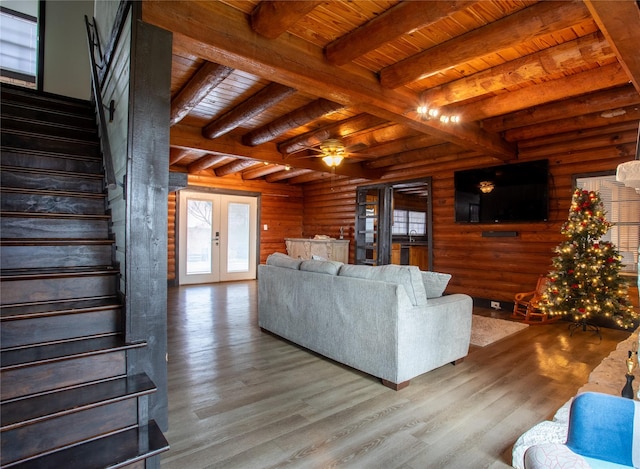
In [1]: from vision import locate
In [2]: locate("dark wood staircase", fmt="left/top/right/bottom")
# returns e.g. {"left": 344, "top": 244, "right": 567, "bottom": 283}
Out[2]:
{"left": 0, "top": 84, "right": 169, "bottom": 468}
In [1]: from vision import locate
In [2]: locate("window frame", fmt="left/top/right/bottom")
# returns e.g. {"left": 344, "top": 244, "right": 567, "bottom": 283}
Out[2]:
{"left": 572, "top": 170, "right": 639, "bottom": 282}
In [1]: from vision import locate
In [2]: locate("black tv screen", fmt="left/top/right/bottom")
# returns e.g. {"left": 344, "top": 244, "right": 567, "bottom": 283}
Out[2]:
{"left": 454, "top": 159, "right": 549, "bottom": 223}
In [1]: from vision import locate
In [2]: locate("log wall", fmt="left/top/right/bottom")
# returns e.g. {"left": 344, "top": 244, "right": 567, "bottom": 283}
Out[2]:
{"left": 166, "top": 126, "right": 639, "bottom": 310}
{"left": 302, "top": 131, "right": 639, "bottom": 306}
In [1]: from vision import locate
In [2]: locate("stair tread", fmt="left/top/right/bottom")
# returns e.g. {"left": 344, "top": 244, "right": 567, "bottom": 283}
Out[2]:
{"left": 1, "top": 116, "right": 98, "bottom": 142}
{"left": 1, "top": 265, "right": 118, "bottom": 280}
{"left": 0, "top": 84, "right": 93, "bottom": 115}
{"left": 0, "top": 144, "right": 102, "bottom": 162}
{"left": 1, "top": 211, "right": 111, "bottom": 220}
{"left": 0, "top": 101, "right": 95, "bottom": 124}
{"left": 0, "top": 238, "right": 114, "bottom": 246}
{"left": 1, "top": 374, "right": 156, "bottom": 430}
{"left": 1, "top": 186, "right": 106, "bottom": 198}
{"left": 6, "top": 420, "right": 169, "bottom": 469}
{"left": 0, "top": 296, "right": 121, "bottom": 320}
{"left": 0, "top": 165, "right": 104, "bottom": 180}
{"left": 1, "top": 109, "right": 97, "bottom": 129}
{"left": 0, "top": 335, "right": 145, "bottom": 370}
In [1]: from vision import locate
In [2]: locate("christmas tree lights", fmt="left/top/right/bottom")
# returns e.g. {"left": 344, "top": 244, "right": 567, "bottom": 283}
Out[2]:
{"left": 539, "top": 189, "right": 638, "bottom": 329}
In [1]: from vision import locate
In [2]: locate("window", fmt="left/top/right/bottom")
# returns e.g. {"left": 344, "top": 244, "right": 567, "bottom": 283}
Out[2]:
{"left": 392, "top": 209, "right": 426, "bottom": 236}
{"left": 576, "top": 174, "right": 640, "bottom": 276}
{"left": 0, "top": 7, "right": 38, "bottom": 84}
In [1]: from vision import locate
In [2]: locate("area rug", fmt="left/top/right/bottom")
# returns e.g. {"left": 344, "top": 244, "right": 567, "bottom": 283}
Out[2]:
{"left": 470, "top": 315, "right": 529, "bottom": 347}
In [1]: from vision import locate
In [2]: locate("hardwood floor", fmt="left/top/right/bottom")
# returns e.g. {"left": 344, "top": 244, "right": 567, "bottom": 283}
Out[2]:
{"left": 162, "top": 281, "right": 631, "bottom": 469}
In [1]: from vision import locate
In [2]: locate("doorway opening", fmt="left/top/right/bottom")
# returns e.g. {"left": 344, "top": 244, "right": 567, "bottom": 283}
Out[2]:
{"left": 178, "top": 190, "right": 258, "bottom": 285}
{"left": 355, "top": 178, "right": 432, "bottom": 270}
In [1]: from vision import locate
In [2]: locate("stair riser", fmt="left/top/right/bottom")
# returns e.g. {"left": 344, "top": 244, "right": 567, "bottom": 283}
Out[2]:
{"left": 1, "top": 245, "right": 113, "bottom": 270}
{"left": 1, "top": 169, "right": 104, "bottom": 193}
{"left": 1, "top": 116, "right": 98, "bottom": 142}
{"left": 1, "top": 309, "right": 122, "bottom": 348}
{"left": 1, "top": 275, "right": 118, "bottom": 306}
{"left": 0, "top": 351, "right": 126, "bottom": 401}
{"left": 1, "top": 103, "right": 96, "bottom": 129}
{"left": 1, "top": 192, "right": 106, "bottom": 215}
{"left": 1, "top": 398, "right": 137, "bottom": 466}
{"left": 1, "top": 216, "right": 110, "bottom": 239}
{"left": 1, "top": 149, "right": 103, "bottom": 174}
{"left": 1, "top": 131, "right": 99, "bottom": 158}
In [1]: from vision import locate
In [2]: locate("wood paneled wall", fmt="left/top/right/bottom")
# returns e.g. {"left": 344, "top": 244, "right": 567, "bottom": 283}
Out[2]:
{"left": 166, "top": 126, "right": 638, "bottom": 309}
{"left": 167, "top": 173, "right": 304, "bottom": 281}
{"left": 302, "top": 131, "right": 638, "bottom": 305}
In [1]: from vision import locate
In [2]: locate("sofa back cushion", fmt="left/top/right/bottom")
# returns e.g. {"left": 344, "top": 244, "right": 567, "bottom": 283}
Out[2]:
{"left": 421, "top": 271, "right": 452, "bottom": 298}
{"left": 300, "top": 259, "right": 343, "bottom": 275}
{"left": 338, "top": 264, "right": 427, "bottom": 306}
{"left": 266, "top": 252, "right": 302, "bottom": 270}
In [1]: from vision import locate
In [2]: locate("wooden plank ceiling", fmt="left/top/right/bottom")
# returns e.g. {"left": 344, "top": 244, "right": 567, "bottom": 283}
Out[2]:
{"left": 142, "top": 0, "right": 640, "bottom": 187}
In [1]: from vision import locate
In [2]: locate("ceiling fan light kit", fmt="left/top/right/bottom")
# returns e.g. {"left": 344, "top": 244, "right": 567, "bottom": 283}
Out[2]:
{"left": 320, "top": 138, "right": 347, "bottom": 167}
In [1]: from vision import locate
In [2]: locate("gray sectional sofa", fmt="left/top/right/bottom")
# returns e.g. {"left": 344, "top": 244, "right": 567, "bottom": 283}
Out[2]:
{"left": 257, "top": 253, "right": 473, "bottom": 390}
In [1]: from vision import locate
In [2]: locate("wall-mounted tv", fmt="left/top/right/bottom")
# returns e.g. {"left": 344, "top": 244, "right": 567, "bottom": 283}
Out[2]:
{"left": 454, "top": 159, "right": 549, "bottom": 223}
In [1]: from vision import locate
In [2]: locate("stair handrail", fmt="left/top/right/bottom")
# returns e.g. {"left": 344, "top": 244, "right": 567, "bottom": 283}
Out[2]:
{"left": 84, "top": 15, "right": 117, "bottom": 191}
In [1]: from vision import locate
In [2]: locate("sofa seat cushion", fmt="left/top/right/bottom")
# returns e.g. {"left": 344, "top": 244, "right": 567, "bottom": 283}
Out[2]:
{"left": 266, "top": 252, "right": 302, "bottom": 269}
{"left": 421, "top": 271, "right": 452, "bottom": 298}
{"left": 300, "top": 259, "right": 343, "bottom": 275}
{"left": 338, "top": 264, "right": 427, "bottom": 306}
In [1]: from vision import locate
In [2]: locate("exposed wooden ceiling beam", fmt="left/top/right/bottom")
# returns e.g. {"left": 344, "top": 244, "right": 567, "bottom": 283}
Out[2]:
{"left": 242, "top": 98, "right": 344, "bottom": 146}
{"left": 202, "top": 82, "right": 296, "bottom": 139}
{"left": 483, "top": 84, "right": 640, "bottom": 132}
{"left": 286, "top": 171, "right": 334, "bottom": 185}
{"left": 142, "top": 0, "right": 516, "bottom": 159}
{"left": 266, "top": 168, "right": 313, "bottom": 183}
{"left": 584, "top": 0, "right": 640, "bottom": 94}
{"left": 324, "top": 0, "right": 477, "bottom": 66}
{"left": 356, "top": 134, "right": 444, "bottom": 159}
{"left": 169, "top": 147, "right": 192, "bottom": 165}
{"left": 447, "top": 63, "right": 629, "bottom": 122}
{"left": 214, "top": 159, "right": 262, "bottom": 177}
{"left": 170, "top": 61, "right": 233, "bottom": 125}
{"left": 504, "top": 104, "right": 640, "bottom": 142}
{"left": 365, "top": 143, "right": 462, "bottom": 169}
{"left": 420, "top": 32, "right": 613, "bottom": 107}
{"left": 241, "top": 163, "right": 287, "bottom": 180}
{"left": 379, "top": 1, "right": 591, "bottom": 89}
{"left": 187, "top": 154, "right": 230, "bottom": 173}
{"left": 250, "top": 0, "right": 322, "bottom": 39}
{"left": 354, "top": 101, "right": 514, "bottom": 161}
{"left": 171, "top": 123, "right": 383, "bottom": 180}
{"left": 278, "top": 114, "right": 387, "bottom": 155}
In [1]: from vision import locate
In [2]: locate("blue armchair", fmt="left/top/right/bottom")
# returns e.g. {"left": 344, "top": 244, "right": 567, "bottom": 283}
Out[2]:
{"left": 524, "top": 392, "right": 639, "bottom": 469}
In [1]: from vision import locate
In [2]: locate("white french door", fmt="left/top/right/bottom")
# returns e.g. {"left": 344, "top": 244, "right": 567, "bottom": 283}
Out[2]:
{"left": 178, "top": 191, "right": 257, "bottom": 285}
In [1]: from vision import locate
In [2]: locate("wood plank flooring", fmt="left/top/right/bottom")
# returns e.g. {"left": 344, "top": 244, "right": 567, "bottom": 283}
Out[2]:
{"left": 162, "top": 281, "right": 631, "bottom": 469}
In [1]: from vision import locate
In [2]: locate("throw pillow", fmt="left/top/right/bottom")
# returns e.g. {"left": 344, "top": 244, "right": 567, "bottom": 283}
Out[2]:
{"left": 421, "top": 271, "right": 452, "bottom": 298}
{"left": 300, "top": 259, "right": 343, "bottom": 275}
{"left": 266, "top": 252, "right": 302, "bottom": 270}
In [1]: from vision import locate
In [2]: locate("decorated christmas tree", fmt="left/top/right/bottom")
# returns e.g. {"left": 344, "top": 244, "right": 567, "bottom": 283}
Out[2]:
{"left": 540, "top": 188, "right": 638, "bottom": 329}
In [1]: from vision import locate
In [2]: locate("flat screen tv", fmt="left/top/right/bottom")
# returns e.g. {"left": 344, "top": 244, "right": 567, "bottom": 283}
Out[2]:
{"left": 454, "top": 159, "right": 549, "bottom": 223}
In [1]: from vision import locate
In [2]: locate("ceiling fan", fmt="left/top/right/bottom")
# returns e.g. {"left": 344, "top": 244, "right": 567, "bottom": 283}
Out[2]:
{"left": 287, "top": 138, "right": 367, "bottom": 167}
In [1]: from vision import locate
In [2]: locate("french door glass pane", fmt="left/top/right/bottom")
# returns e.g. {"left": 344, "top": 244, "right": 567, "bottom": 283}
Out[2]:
{"left": 186, "top": 199, "right": 212, "bottom": 275}
{"left": 227, "top": 202, "right": 250, "bottom": 273}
